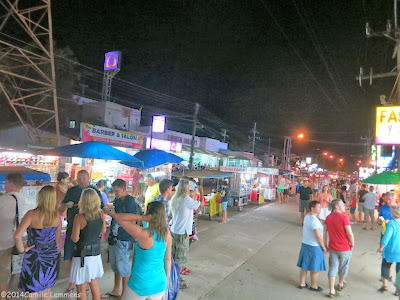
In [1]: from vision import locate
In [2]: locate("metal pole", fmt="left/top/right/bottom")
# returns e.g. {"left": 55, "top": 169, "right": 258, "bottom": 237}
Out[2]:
{"left": 189, "top": 103, "right": 200, "bottom": 170}
{"left": 252, "top": 122, "right": 257, "bottom": 154}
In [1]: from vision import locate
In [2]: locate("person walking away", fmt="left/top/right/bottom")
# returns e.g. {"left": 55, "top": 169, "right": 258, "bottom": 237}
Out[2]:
{"left": 340, "top": 185, "right": 347, "bottom": 207}
{"left": 349, "top": 192, "right": 357, "bottom": 224}
{"left": 331, "top": 184, "right": 338, "bottom": 200}
{"left": 144, "top": 174, "right": 160, "bottom": 212}
{"left": 14, "top": 186, "right": 61, "bottom": 300}
{"left": 317, "top": 185, "right": 333, "bottom": 223}
{"left": 378, "top": 192, "right": 398, "bottom": 283}
{"left": 297, "top": 180, "right": 313, "bottom": 226}
{"left": 59, "top": 170, "right": 103, "bottom": 294}
{"left": 170, "top": 179, "right": 204, "bottom": 289}
{"left": 0, "top": 173, "right": 24, "bottom": 300}
{"left": 102, "top": 179, "right": 139, "bottom": 299}
{"left": 357, "top": 184, "right": 368, "bottom": 222}
{"left": 104, "top": 201, "right": 172, "bottom": 300}
{"left": 283, "top": 176, "right": 290, "bottom": 203}
{"left": 220, "top": 181, "right": 230, "bottom": 224}
{"left": 152, "top": 179, "right": 174, "bottom": 226}
{"left": 313, "top": 179, "right": 320, "bottom": 201}
{"left": 297, "top": 201, "right": 327, "bottom": 292}
{"left": 377, "top": 205, "right": 400, "bottom": 294}
{"left": 96, "top": 180, "right": 109, "bottom": 206}
{"left": 55, "top": 172, "right": 71, "bottom": 212}
{"left": 363, "top": 186, "right": 378, "bottom": 231}
{"left": 324, "top": 199, "right": 354, "bottom": 298}
{"left": 276, "top": 175, "right": 285, "bottom": 204}
{"left": 70, "top": 189, "right": 106, "bottom": 300}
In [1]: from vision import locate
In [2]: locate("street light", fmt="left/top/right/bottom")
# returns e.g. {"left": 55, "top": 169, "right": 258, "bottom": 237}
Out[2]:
{"left": 329, "top": 155, "right": 334, "bottom": 159}
{"left": 323, "top": 152, "right": 328, "bottom": 156}
{"left": 297, "top": 133, "right": 304, "bottom": 139}
{"left": 339, "top": 158, "right": 343, "bottom": 162}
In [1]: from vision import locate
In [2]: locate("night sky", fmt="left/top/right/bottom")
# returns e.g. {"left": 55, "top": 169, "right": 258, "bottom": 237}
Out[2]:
{"left": 52, "top": 0, "right": 395, "bottom": 161}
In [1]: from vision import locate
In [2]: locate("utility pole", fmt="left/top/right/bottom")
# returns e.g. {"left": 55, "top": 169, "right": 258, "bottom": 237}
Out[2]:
{"left": 357, "top": 0, "right": 400, "bottom": 104}
{"left": 189, "top": 103, "right": 200, "bottom": 170}
{"left": 221, "top": 129, "right": 229, "bottom": 142}
{"left": 251, "top": 122, "right": 260, "bottom": 154}
{"left": 282, "top": 136, "right": 292, "bottom": 170}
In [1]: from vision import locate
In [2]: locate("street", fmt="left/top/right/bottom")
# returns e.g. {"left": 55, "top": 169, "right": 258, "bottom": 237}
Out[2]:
{"left": 10, "top": 196, "right": 394, "bottom": 299}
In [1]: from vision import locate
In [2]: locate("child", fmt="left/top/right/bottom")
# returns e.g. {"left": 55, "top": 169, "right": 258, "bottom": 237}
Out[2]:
{"left": 350, "top": 192, "right": 357, "bottom": 224}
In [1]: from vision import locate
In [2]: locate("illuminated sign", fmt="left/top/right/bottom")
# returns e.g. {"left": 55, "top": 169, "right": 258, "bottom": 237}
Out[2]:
{"left": 104, "top": 51, "right": 121, "bottom": 71}
{"left": 376, "top": 106, "right": 400, "bottom": 144}
{"left": 146, "top": 138, "right": 182, "bottom": 153}
{"left": 306, "top": 157, "right": 312, "bottom": 164}
{"left": 152, "top": 115, "right": 166, "bottom": 133}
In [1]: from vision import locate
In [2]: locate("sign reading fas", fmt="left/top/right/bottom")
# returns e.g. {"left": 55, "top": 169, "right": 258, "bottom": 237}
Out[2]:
{"left": 376, "top": 106, "right": 400, "bottom": 144}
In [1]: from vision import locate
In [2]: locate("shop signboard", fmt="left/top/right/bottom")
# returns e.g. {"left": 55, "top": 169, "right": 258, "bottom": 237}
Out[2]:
{"left": 376, "top": 106, "right": 400, "bottom": 144}
{"left": 166, "top": 132, "right": 200, "bottom": 148}
{"left": 146, "top": 138, "right": 182, "bottom": 153}
{"left": 152, "top": 115, "right": 166, "bottom": 133}
{"left": 220, "top": 166, "right": 246, "bottom": 173}
{"left": 81, "top": 123, "right": 143, "bottom": 149}
{"left": 258, "top": 168, "right": 279, "bottom": 175}
{"left": 104, "top": 51, "right": 121, "bottom": 71}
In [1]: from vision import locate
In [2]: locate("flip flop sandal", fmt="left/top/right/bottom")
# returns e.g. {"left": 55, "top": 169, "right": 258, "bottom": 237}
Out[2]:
{"left": 335, "top": 284, "right": 344, "bottom": 291}
{"left": 310, "top": 286, "right": 323, "bottom": 292}
{"left": 101, "top": 292, "right": 120, "bottom": 298}
{"left": 378, "top": 286, "right": 388, "bottom": 292}
{"left": 327, "top": 292, "right": 341, "bottom": 298}
{"left": 297, "top": 284, "right": 308, "bottom": 289}
{"left": 64, "top": 288, "right": 74, "bottom": 295}
{"left": 180, "top": 282, "right": 189, "bottom": 289}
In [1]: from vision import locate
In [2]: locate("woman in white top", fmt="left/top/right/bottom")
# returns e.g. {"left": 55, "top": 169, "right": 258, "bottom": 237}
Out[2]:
{"left": 296, "top": 201, "right": 327, "bottom": 291}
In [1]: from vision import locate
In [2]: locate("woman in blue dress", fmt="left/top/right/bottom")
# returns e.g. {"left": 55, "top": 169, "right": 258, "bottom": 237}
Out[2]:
{"left": 14, "top": 185, "right": 61, "bottom": 299}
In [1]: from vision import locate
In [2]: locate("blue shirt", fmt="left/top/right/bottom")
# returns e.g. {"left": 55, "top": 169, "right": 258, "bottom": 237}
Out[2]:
{"left": 381, "top": 219, "right": 400, "bottom": 263}
{"left": 100, "top": 191, "right": 109, "bottom": 205}
{"left": 111, "top": 195, "right": 137, "bottom": 241}
{"left": 152, "top": 194, "right": 169, "bottom": 226}
{"left": 379, "top": 205, "right": 393, "bottom": 221}
{"left": 128, "top": 231, "right": 167, "bottom": 296}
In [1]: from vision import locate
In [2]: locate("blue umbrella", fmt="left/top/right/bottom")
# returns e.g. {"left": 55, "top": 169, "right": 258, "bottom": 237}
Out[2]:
{"left": 44, "top": 141, "right": 141, "bottom": 162}
{"left": 0, "top": 167, "right": 51, "bottom": 184}
{"left": 121, "top": 149, "right": 184, "bottom": 170}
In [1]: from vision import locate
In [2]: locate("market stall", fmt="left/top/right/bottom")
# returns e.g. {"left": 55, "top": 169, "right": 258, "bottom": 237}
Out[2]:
{"left": 256, "top": 167, "right": 279, "bottom": 202}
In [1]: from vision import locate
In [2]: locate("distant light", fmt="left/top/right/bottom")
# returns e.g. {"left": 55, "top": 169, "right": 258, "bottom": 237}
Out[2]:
{"left": 339, "top": 158, "right": 343, "bottom": 162}
{"left": 329, "top": 155, "right": 334, "bottom": 159}
{"left": 323, "top": 152, "right": 328, "bottom": 156}
{"left": 298, "top": 133, "right": 304, "bottom": 139}
{"left": 152, "top": 115, "right": 166, "bottom": 133}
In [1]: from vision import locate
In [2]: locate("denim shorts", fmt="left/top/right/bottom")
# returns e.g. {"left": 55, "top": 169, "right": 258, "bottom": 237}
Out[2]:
{"left": 109, "top": 240, "right": 131, "bottom": 277}
{"left": 299, "top": 200, "right": 310, "bottom": 213}
{"left": 63, "top": 235, "right": 75, "bottom": 260}
{"left": 221, "top": 201, "right": 228, "bottom": 211}
{"left": 328, "top": 250, "right": 352, "bottom": 277}
{"left": 350, "top": 207, "right": 356, "bottom": 214}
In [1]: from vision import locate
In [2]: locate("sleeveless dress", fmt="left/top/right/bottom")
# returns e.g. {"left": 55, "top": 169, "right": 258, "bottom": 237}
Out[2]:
{"left": 70, "top": 216, "right": 104, "bottom": 285}
{"left": 128, "top": 230, "right": 167, "bottom": 296}
{"left": 18, "top": 227, "right": 58, "bottom": 292}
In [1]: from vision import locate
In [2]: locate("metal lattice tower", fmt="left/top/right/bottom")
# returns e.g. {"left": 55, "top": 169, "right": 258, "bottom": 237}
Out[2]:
{"left": 0, "top": 0, "right": 60, "bottom": 145}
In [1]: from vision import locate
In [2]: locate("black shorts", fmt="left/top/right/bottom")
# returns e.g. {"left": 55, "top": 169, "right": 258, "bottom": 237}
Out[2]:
{"left": 284, "top": 189, "right": 290, "bottom": 195}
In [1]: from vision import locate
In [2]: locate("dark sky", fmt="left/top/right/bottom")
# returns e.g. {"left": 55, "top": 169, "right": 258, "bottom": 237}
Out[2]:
{"left": 52, "top": 0, "right": 396, "bottom": 160}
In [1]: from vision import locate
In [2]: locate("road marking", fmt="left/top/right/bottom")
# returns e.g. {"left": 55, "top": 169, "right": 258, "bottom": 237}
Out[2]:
{"left": 197, "top": 227, "right": 209, "bottom": 233}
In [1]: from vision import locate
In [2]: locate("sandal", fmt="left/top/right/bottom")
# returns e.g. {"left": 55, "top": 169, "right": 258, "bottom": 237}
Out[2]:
{"left": 180, "top": 282, "right": 189, "bottom": 289}
{"left": 101, "top": 292, "right": 120, "bottom": 298}
{"left": 64, "top": 288, "right": 74, "bottom": 295}
{"left": 309, "top": 286, "right": 323, "bottom": 292}
{"left": 327, "top": 292, "right": 341, "bottom": 298}
{"left": 378, "top": 286, "right": 388, "bottom": 292}
{"left": 297, "top": 284, "right": 308, "bottom": 289}
{"left": 335, "top": 284, "right": 344, "bottom": 291}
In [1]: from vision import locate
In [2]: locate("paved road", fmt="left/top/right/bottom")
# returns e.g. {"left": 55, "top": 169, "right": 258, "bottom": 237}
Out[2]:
{"left": 10, "top": 196, "right": 395, "bottom": 299}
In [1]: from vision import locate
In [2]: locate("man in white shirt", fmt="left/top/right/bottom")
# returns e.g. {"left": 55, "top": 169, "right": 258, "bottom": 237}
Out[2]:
{"left": 0, "top": 173, "right": 24, "bottom": 300}
{"left": 363, "top": 186, "right": 378, "bottom": 231}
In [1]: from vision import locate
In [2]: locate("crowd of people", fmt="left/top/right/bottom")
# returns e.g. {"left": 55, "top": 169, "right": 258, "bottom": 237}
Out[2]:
{"left": 296, "top": 176, "right": 400, "bottom": 298}
{"left": 0, "top": 170, "right": 212, "bottom": 300}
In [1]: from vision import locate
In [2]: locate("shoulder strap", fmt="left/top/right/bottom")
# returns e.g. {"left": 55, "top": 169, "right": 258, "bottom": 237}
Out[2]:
{"left": 10, "top": 194, "right": 19, "bottom": 227}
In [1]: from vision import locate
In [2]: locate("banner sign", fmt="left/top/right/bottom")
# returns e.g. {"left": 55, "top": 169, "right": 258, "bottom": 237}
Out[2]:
{"left": 81, "top": 123, "right": 143, "bottom": 149}
{"left": 376, "top": 106, "right": 400, "bottom": 145}
{"left": 220, "top": 166, "right": 246, "bottom": 173}
{"left": 104, "top": 51, "right": 121, "bottom": 71}
{"left": 146, "top": 138, "right": 182, "bottom": 153}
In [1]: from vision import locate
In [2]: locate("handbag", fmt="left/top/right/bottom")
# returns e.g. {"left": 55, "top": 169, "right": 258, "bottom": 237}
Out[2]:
{"left": 216, "top": 197, "right": 222, "bottom": 204}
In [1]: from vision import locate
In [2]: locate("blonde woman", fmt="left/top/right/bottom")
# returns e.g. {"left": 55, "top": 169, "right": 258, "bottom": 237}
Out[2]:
{"left": 317, "top": 185, "right": 333, "bottom": 222}
{"left": 14, "top": 186, "right": 61, "bottom": 300}
{"left": 170, "top": 179, "right": 203, "bottom": 288}
{"left": 70, "top": 189, "right": 106, "bottom": 300}
{"left": 105, "top": 201, "right": 172, "bottom": 300}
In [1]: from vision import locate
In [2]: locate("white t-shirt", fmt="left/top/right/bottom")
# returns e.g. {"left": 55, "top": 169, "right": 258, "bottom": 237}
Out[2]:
{"left": 302, "top": 214, "right": 324, "bottom": 247}
{"left": 0, "top": 192, "right": 23, "bottom": 250}
{"left": 170, "top": 196, "right": 200, "bottom": 235}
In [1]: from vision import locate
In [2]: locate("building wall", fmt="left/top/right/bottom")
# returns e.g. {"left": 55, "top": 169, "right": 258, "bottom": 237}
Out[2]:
{"left": 104, "top": 102, "right": 141, "bottom": 131}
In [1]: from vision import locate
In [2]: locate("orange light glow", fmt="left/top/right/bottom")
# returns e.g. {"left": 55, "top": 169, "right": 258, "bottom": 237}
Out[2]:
{"left": 323, "top": 152, "right": 328, "bottom": 156}
{"left": 329, "top": 155, "right": 334, "bottom": 159}
{"left": 297, "top": 133, "right": 304, "bottom": 139}
{"left": 339, "top": 158, "right": 343, "bottom": 162}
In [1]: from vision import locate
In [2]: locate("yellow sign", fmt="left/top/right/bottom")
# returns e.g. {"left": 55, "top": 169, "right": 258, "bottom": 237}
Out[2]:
{"left": 376, "top": 106, "right": 400, "bottom": 145}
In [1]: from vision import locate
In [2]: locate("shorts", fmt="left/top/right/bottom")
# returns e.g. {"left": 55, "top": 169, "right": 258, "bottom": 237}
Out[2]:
{"left": 358, "top": 202, "right": 364, "bottom": 212}
{"left": 277, "top": 188, "right": 284, "bottom": 193}
{"left": 350, "top": 207, "right": 356, "bottom": 214}
{"left": 171, "top": 232, "right": 189, "bottom": 264}
{"left": 363, "top": 207, "right": 375, "bottom": 223}
{"left": 122, "top": 287, "right": 166, "bottom": 300}
{"left": 313, "top": 189, "right": 319, "bottom": 193}
{"left": 109, "top": 240, "right": 131, "bottom": 277}
{"left": 328, "top": 250, "right": 352, "bottom": 277}
{"left": 64, "top": 235, "right": 75, "bottom": 261}
{"left": 283, "top": 189, "right": 290, "bottom": 196}
{"left": 299, "top": 200, "right": 310, "bottom": 213}
{"left": 381, "top": 258, "right": 400, "bottom": 280}
{"left": 221, "top": 201, "right": 228, "bottom": 211}
{"left": 0, "top": 247, "right": 12, "bottom": 284}
{"left": 297, "top": 243, "right": 326, "bottom": 272}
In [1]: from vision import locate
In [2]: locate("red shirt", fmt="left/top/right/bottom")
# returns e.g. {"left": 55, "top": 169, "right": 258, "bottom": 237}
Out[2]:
{"left": 325, "top": 212, "right": 351, "bottom": 251}
{"left": 350, "top": 197, "right": 357, "bottom": 208}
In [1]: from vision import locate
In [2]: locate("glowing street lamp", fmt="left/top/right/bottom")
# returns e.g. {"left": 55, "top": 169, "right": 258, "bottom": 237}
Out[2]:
{"left": 323, "top": 152, "right": 328, "bottom": 156}
{"left": 339, "top": 158, "right": 343, "bottom": 162}
{"left": 329, "top": 155, "right": 334, "bottom": 159}
{"left": 297, "top": 133, "right": 304, "bottom": 139}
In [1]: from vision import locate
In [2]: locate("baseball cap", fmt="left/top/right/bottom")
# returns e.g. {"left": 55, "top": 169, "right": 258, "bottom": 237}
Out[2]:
{"left": 189, "top": 181, "right": 198, "bottom": 191}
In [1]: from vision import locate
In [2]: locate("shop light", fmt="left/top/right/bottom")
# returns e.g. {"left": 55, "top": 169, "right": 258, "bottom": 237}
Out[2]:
{"left": 245, "top": 173, "right": 251, "bottom": 180}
